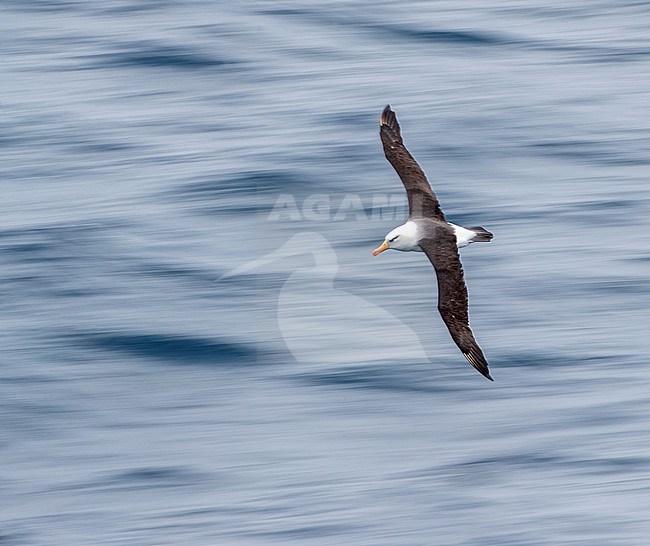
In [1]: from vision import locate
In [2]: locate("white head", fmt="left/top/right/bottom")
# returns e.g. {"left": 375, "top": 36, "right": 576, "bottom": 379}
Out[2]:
{"left": 372, "top": 221, "right": 420, "bottom": 255}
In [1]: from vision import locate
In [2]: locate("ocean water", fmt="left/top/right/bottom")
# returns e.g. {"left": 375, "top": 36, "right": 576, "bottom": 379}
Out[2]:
{"left": 2, "top": 1, "right": 650, "bottom": 544}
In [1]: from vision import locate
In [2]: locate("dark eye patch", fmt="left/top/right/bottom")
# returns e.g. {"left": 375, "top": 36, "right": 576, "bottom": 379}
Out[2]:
{"left": 389, "top": 235, "right": 399, "bottom": 242}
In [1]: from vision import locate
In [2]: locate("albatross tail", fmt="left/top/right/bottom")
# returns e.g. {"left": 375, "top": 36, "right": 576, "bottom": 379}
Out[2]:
{"left": 466, "top": 226, "right": 494, "bottom": 243}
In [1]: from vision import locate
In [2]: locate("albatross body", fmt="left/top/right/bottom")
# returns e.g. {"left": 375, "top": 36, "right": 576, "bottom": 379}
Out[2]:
{"left": 373, "top": 105, "right": 495, "bottom": 381}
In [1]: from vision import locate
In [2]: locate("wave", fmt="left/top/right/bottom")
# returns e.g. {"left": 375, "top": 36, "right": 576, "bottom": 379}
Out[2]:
{"left": 66, "top": 330, "right": 262, "bottom": 367}
{"left": 83, "top": 41, "right": 235, "bottom": 71}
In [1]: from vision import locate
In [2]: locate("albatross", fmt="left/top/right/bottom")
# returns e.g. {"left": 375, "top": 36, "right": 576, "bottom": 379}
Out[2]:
{"left": 373, "top": 105, "right": 495, "bottom": 381}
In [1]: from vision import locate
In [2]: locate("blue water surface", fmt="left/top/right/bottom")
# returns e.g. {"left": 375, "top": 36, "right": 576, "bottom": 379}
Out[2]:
{"left": 2, "top": 1, "right": 650, "bottom": 544}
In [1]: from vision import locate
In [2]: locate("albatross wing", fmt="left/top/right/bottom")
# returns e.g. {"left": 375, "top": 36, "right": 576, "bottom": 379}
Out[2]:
{"left": 419, "top": 227, "right": 493, "bottom": 381}
{"left": 380, "top": 105, "right": 445, "bottom": 221}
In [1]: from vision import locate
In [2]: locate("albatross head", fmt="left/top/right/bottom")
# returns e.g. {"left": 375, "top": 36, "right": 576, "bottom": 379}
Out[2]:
{"left": 373, "top": 221, "right": 420, "bottom": 255}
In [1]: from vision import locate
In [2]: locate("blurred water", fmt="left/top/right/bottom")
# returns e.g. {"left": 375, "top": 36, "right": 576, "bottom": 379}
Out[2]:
{"left": 2, "top": 1, "right": 650, "bottom": 544}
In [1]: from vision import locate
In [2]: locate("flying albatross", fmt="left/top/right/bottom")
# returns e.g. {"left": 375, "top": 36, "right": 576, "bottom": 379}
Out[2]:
{"left": 373, "top": 105, "right": 494, "bottom": 381}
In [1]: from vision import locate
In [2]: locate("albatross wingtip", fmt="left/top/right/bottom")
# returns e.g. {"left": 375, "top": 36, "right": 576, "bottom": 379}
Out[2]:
{"left": 380, "top": 104, "right": 392, "bottom": 125}
{"left": 463, "top": 351, "right": 494, "bottom": 381}
{"left": 379, "top": 104, "right": 397, "bottom": 123}
{"left": 380, "top": 105, "right": 402, "bottom": 140}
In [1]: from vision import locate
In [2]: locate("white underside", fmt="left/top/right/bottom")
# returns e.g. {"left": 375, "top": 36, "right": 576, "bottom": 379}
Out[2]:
{"left": 384, "top": 221, "right": 477, "bottom": 252}
{"left": 403, "top": 224, "right": 473, "bottom": 251}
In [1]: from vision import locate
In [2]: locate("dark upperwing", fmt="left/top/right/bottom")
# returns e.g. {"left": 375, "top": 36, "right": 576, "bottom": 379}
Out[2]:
{"left": 419, "top": 227, "right": 493, "bottom": 381}
{"left": 380, "top": 105, "right": 445, "bottom": 221}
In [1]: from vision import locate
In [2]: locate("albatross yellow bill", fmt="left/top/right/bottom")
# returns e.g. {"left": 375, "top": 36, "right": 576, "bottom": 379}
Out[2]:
{"left": 373, "top": 241, "right": 389, "bottom": 256}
